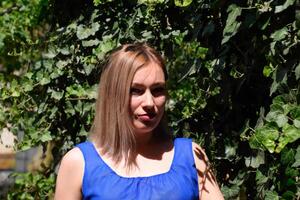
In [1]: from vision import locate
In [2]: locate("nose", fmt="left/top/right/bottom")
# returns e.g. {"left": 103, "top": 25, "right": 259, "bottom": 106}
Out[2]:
{"left": 142, "top": 90, "right": 154, "bottom": 109}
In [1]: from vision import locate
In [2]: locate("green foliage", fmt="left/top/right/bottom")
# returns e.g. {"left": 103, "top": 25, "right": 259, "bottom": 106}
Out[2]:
{"left": 7, "top": 172, "right": 55, "bottom": 200}
{"left": 1, "top": 0, "right": 300, "bottom": 199}
{"left": 0, "top": 0, "right": 50, "bottom": 71}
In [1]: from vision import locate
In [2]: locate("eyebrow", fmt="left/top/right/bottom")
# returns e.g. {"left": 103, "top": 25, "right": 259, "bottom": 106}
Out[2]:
{"left": 131, "top": 82, "right": 166, "bottom": 87}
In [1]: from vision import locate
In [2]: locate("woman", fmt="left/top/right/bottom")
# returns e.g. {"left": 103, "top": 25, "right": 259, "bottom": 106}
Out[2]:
{"left": 55, "top": 43, "right": 224, "bottom": 200}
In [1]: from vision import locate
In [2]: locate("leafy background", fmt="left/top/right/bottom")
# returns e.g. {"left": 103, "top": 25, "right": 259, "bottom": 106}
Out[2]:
{"left": 0, "top": 0, "right": 299, "bottom": 199}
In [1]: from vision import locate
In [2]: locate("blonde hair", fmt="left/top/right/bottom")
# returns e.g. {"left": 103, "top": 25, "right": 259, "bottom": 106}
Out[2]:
{"left": 90, "top": 43, "right": 170, "bottom": 167}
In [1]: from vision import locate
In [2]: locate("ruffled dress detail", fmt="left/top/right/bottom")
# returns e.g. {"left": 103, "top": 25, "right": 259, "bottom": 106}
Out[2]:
{"left": 76, "top": 138, "right": 199, "bottom": 200}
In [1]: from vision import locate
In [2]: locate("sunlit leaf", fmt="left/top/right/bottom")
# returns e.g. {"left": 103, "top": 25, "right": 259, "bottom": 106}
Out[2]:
{"left": 76, "top": 22, "right": 100, "bottom": 40}
{"left": 295, "top": 62, "right": 300, "bottom": 80}
{"left": 40, "top": 131, "right": 52, "bottom": 142}
{"left": 281, "top": 148, "right": 295, "bottom": 165}
{"left": 265, "top": 191, "right": 279, "bottom": 200}
{"left": 271, "top": 27, "right": 288, "bottom": 41}
{"left": 82, "top": 39, "right": 100, "bottom": 47}
{"left": 222, "top": 4, "right": 242, "bottom": 44}
{"left": 249, "top": 125, "right": 279, "bottom": 153}
{"left": 292, "top": 145, "right": 300, "bottom": 167}
{"left": 245, "top": 151, "right": 265, "bottom": 168}
{"left": 275, "top": 0, "right": 296, "bottom": 13}
{"left": 174, "top": 0, "right": 193, "bottom": 7}
{"left": 276, "top": 125, "right": 300, "bottom": 153}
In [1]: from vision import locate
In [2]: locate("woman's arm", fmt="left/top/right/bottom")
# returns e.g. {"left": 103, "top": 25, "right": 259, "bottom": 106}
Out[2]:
{"left": 192, "top": 142, "right": 224, "bottom": 200}
{"left": 54, "top": 148, "right": 84, "bottom": 200}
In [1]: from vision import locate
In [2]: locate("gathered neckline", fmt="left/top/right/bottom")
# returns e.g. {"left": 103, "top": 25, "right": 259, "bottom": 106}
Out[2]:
{"left": 87, "top": 140, "right": 177, "bottom": 179}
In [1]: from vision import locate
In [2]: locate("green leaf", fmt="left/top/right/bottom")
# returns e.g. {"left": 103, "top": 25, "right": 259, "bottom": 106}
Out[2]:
{"left": 221, "top": 185, "right": 240, "bottom": 199}
{"left": 282, "top": 190, "right": 296, "bottom": 200}
{"left": 40, "top": 77, "right": 51, "bottom": 85}
{"left": 50, "top": 90, "right": 64, "bottom": 100}
{"left": 266, "top": 111, "right": 282, "bottom": 122}
{"left": 174, "top": 0, "right": 193, "bottom": 7}
{"left": 275, "top": 114, "right": 288, "bottom": 127}
{"left": 275, "top": 0, "right": 296, "bottom": 13}
{"left": 40, "top": 131, "right": 52, "bottom": 142}
{"left": 56, "top": 60, "right": 70, "bottom": 69}
{"left": 93, "top": 35, "right": 117, "bottom": 60}
{"left": 295, "top": 62, "right": 300, "bottom": 80}
{"left": 138, "top": 0, "right": 164, "bottom": 5}
{"left": 271, "top": 27, "right": 288, "bottom": 41}
{"left": 293, "top": 118, "right": 300, "bottom": 128}
{"left": 76, "top": 22, "right": 100, "bottom": 40}
{"left": 250, "top": 125, "right": 279, "bottom": 153}
{"left": 276, "top": 125, "right": 300, "bottom": 153}
{"left": 263, "top": 65, "right": 274, "bottom": 77}
{"left": 43, "top": 48, "right": 58, "bottom": 59}
{"left": 292, "top": 145, "right": 300, "bottom": 167}
{"left": 285, "top": 168, "right": 299, "bottom": 177}
{"left": 82, "top": 39, "right": 100, "bottom": 47}
{"left": 265, "top": 191, "right": 279, "bottom": 200}
{"left": 256, "top": 170, "right": 268, "bottom": 185}
{"left": 245, "top": 151, "right": 265, "bottom": 168}
{"left": 83, "top": 64, "right": 95, "bottom": 75}
{"left": 281, "top": 148, "right": 295, "bottom": 165}
{"left": 224, "top": 143, "right": 237, "bottom": 160}
{"left": 290, "top": 107, "right": 300, "bottom": 118}
{"left": 222, "top": 4, "right": 242, "bottom": 44}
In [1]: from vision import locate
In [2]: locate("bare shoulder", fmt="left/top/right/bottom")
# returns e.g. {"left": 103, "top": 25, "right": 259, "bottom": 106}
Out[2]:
{"left": 54, "top": 147, "right": 84, "bottom": 200}
{"left": 192, "top": 142, "right": 209, "bottom": 172}
{"left": 191, "top": 142, "right": 224, "bottom": 200}
{"left": 61, "top": 147, "right": 84, "bottom": 166}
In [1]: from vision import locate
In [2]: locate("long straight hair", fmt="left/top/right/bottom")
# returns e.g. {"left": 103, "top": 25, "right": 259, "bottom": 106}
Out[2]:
{"left": 90, "top": 43, "right": 170, "bottom": 167}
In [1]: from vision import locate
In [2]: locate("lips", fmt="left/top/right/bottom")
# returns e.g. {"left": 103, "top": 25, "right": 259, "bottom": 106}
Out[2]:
{"left": 136, "top": 113, "right": 156, "bottom": 122}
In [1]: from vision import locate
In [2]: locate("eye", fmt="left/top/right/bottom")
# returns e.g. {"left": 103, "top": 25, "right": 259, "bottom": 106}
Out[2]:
{"left": 130, "top": 87, "right": 144, "bottom": 95}
{"left": 151, "top": 87, "right": 166, "bottom": 96}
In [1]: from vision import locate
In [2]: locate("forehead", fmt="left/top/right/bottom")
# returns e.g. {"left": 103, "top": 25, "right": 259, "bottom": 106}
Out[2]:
{"left": 132, "top": 63, "right": 165, "bottom": 85}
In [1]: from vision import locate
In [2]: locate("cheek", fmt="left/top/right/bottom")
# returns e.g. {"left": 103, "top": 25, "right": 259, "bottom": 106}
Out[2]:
{"left": 155, "top": 96, "right": 166, "bottom": 109}
{"left": 130, "top": 96, "right": 140, "bottom": 112}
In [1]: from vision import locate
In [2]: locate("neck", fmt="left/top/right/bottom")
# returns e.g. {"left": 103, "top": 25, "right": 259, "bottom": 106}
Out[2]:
{"left": 135, "top": 132, "right": 155, "bottom": 151}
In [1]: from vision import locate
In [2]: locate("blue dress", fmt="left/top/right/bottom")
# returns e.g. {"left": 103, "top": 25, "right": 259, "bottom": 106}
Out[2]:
{"left": 76, "top": 138, "right": 199, "bottom": 200}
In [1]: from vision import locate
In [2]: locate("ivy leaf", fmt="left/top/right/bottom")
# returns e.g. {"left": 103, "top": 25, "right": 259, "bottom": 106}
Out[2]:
{"left": 256, "top": 170, "right": 268, "bottom": 185}
{"left": 76, "top": 22, "right": 100, "bottom": 40}
{"left": 271, "top": 27, "right": 288, "bottom": 41}
{"left": 93, "top": 35, "right": 117, "bottom": 60}
{"left": 40, "top": 131, "right": 52, "bottom": 142}
{"left": 50, "top": 90, "right": 64, "bottom": 100}
{"left": 265, "top": 191, "right": 279, "bottom": 200}
{"left": 42, "top": 48, "right": 58, "bottom": 59}
{"left": 276, "top": 125, "right": 300, "bottom": 153}
{"left": 221, "top": 185, "right": 240, "bottom": 199}
{"left": 40, "top": 77, "right": 51, "bottom": 85}
{"left": 263, "top": 65, "right": 274, "bottom": 77}
{"left": 275, "top": 114, "right": 288, "bottom": 127}
{"left": 83, "top": 64, "right": 95, "bottom": 75}
{"left": 266, "top": 111, "right": 281, "bottom": 122}
{"left": 281, "top": 148, "right": 295, "bottom": 165}
{"left": 295, "top": 62, "right": 300, "bottom": 80}
{"left": 222, "top": 4, "right": 242, "bottom": 44}
{"left": 138, "top": 0, "right": 164, "bottom": 5}
{"left": 275, "top": 0, "right": 296, "bottom": 13}
{"left": 174, "top": 0, "right": 193, "bottom": 7}
{"left": 245, "top": 151, "right": 265, "bottom": 168}
{"left": 250, "top": 125, "right": 279, "bottom": 153}
{"left": 82, "top": 39, "right": 100, "bottom": 47}
{"left": 293, "top": 118, "right": 300, "bottom": 128}
{"left": 290, "top": 107, "right": 300, "bottom": 118}
{"left": 292, "top": 145, "right": 300, "bottom": 167}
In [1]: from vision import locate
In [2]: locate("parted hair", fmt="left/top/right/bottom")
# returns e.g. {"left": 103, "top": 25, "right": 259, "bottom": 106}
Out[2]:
{"left": 90, "top": 43, "right": 170, "bottom": 167}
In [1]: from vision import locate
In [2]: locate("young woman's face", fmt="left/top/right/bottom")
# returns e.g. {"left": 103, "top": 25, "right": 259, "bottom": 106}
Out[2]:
{"left": 130, "top": 63, "right": 166, "bottom": 135}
